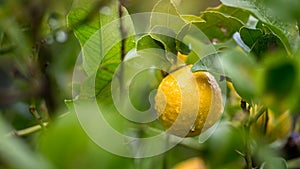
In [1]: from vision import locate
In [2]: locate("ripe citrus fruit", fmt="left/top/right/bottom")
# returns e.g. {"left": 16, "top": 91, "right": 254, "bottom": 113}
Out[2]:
{"left": 177, "top": 52, "right": 188, "bottom": 63}
{"left": 155, "top": 65, "right": 223, "bottom": 137}
{"left": 172, "top": 157, "right": 208, "bottom": 169}
{"left": 250, "top": 106, "right": 292, "bottom": 142}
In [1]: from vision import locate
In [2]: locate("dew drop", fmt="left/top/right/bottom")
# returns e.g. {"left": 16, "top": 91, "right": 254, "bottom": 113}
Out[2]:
{"left": 55, "top": 30, "right": 68, "bottom": 43}
{"left": 212, "top": 38, "right": 219, "bottom": 45}
{"left": 220, "top": 27, "right": 227, "bottom": 34}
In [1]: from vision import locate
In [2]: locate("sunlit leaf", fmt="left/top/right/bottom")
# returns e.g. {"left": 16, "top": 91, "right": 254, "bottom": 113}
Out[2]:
{"left": 207, "top": 4, "right": 251, "bottom": 24}
{"left": 181, "top": 15, "right": 204, "bottom": 23}
{"left": 68, "top": 0, "right": 135, "bottom": 94}
{"left": 150, "top": 0, "right": 186, "bottom": 33}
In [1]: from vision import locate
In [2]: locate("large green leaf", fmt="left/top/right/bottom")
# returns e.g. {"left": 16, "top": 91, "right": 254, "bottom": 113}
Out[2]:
{"left": 220, "top": 0, "right": 300, "bottom": 54}
{"left": 194, "top": 11, "right": 243, "bottom": 43}
{"left": 207, "top": 4, "right": 251, "bottom": 24}
{"left": 258, "top": 54, "right": 298, "bottom": 112}
{"left": 68, "top": 0, "right": 135, "bottom": 94}
{"left": 193, "top": 49, "right": 258, "bottom": 103}
{"left": 150, "top": 0, "right": 186, "bottom": 34}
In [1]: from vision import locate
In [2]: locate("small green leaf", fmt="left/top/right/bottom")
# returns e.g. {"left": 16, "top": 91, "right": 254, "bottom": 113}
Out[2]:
{"left": 207, "top": 4, "right": 251, "bottom": 24}
{"left": 239, "top": 26, "right": 263, "bottom": 48}
{"left": 136, "top": 34, "right": 164, "bottom": 51}
{"left": 181, "top": 15, "right": 204, "bottom": 23}
{"left": 251, "top": 33, "right": 287, "bottom": 60}
{"left": 176, "top": 23, "right": 217, "bottom": 62}
{"left": 260, "top": 157, "right": 288, "bottom": 169}
{"left": 194, "top": 11, "right": 243, "bottom": 43}
{"left": 150, "top": 25, "right": 177, "bottom": 54}
{"left": 150, "top": 0, "right": 186, "bottom": 33}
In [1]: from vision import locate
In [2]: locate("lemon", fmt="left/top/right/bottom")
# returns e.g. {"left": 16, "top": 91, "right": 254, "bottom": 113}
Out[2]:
{"left": 250, "top": 106, "right": 292, "bottom": 142}
{"left": 172, "top": 157, "right": 208, "bottom": 169}
{"left": 155, "top": 65, "right": 223, "bottom": 137}
{"left": 177, "top": 52, "right": 188, "bottom": 63}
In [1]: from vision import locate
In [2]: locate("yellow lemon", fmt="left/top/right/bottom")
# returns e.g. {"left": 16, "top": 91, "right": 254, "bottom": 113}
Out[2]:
{"left": 172, "top": 157, "right": 208, "bottom": 169}
{"left": 177, "top": 52, "right": 188, "bottom": 63}
{"left": 155, "top": 65, "right": 223, "bottom": 137}
{"left": 250, "top": 106, "right": 292, "bottom": 142}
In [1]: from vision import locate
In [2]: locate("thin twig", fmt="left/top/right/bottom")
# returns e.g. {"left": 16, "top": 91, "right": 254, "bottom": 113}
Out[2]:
{"left": 29, "top": 102, "right": 46, "bottom": 130}
{"left": 117, "top": 0, "right": 127, "bottom": 107}
{"left": 5, "top": 123, "right": 48, "bottom": 137}
{"left": 118, "top": 0, "right": 126, "bottom": 61}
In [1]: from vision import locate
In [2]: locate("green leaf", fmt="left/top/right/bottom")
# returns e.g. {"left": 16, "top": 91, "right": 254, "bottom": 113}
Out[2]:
{"left": 68, "top": 0, "right": 135, "bottom": 75}
{"left": 220, "top": 0, "right": 300, "bottom": 54}
{"left": 136, "top": 34, "right": 164, "bottom": 51}
{"left": 150, "top": 26, "right": 177, "bottom": 54}
{"left": 191, "top": 52, "right": 224, "bottom": 75}
{"left": 251, "top": 33, "right": 287, "bottom": 60}
{"left": 192, "top": 49, "right": 258, "bottom": 103}
{"left": 194, "top": 11, "right": 243, "bottom": 43}
{"left": 176, "top": 23, "right": 217, "bottom": 61}
{"left": 181, "top": 15, "right": 204, "bottom": 23}
{"left": 150, "top": 0, "right": 186, "bottom": 33}
{"left": 239, "top": 26, "right": 263, "bottom": 48}
{"left": 129, "top": 68, "right": 163, "bottom": 111}
{"left": 68, "top": 0, "right": 135, "bottom": 94}
{"left": 258, "top": 55, "right": 298, "bottom": 111}
{"left": 260, "top": 157, "right": 288, "bottom": 169}
{"left": 207, "top": 4, "right": 251, "bottom": 24}
{"left": 221, "top": 49, "right": 258, "bottom": 103}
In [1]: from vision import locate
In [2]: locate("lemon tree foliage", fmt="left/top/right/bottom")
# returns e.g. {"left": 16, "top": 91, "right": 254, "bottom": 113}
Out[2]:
{"left": 1, "top": 0, "right": 300, "bottom": 169}
{"left": 68, "top": 0, "right": 135, "bottom": 95}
